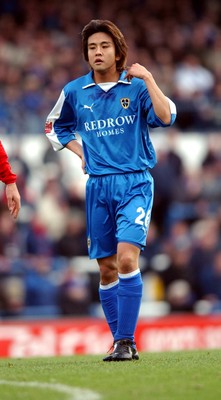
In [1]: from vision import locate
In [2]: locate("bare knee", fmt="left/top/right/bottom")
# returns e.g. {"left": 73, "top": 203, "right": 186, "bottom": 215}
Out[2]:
{"left": 97, "top": 256, "right": 118, "bottom": 285}
{"left": 117, "top": 243, "right": 140, "bottom": 274}
{"left": 117, "top": 253, "right": 138, "bottom": 274}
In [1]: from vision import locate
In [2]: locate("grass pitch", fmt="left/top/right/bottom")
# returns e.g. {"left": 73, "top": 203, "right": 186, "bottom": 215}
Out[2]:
{"left": 0, "top": 350, "right": 221, "bottom": 400}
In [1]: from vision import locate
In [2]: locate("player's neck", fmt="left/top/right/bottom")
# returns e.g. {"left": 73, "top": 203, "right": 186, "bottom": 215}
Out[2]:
{"left": 93, "top": 69, "right": 120, "bottom": 84}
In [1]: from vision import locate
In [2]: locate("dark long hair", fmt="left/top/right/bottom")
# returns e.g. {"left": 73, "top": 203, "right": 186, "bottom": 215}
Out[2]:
{"left": 81, "top": 19, "right": 128, "bottom": 72}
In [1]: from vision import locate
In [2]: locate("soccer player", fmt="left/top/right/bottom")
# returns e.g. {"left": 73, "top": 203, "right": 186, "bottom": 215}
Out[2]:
{"left": 0, "top": 140, "right": 21, "bottom": 219}
{"left": 45, "top": 19, "right": 177, "bottom": 361}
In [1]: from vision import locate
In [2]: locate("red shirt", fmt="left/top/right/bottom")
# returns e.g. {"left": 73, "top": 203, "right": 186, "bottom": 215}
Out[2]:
{"left": 0, "top": 141, "right": 17, "bottom": 184}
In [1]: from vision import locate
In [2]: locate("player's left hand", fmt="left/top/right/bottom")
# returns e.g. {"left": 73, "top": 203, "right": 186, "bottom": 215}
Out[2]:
{"left": 125, "top": 63, "right": 151, "bottom": 81}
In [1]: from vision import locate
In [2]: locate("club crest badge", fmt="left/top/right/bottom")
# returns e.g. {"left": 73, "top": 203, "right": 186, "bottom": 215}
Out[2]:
{"left": 120, "top": 98, "right": 130, "bottom": 109}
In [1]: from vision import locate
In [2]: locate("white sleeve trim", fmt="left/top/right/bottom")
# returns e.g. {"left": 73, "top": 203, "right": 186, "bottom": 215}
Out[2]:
{"left": 45, "top": 90, "right": 66, "bottom": 151}
{"left": 166, "top": 96, "right": 177, "bottom": 115}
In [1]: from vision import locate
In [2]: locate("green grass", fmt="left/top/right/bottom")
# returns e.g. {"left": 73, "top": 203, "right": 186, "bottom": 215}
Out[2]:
{"left": 0, "top": 350, "right": 221, "bottom": 400}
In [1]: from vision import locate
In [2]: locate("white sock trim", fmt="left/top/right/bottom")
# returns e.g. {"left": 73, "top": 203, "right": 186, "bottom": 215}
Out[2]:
{"left": 118, "top": 268, "right": 140, "bottom": 279}
{"left": 100, "top": 279, "right": 119, "bottom": 290}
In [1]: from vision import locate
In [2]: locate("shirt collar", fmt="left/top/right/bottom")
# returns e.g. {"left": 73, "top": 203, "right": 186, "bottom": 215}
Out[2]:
{"left": 82, "top": 70, "right": 131, "bottom": 89}
{"left": 118, "top": 70, "right": 131, "bottom": 85}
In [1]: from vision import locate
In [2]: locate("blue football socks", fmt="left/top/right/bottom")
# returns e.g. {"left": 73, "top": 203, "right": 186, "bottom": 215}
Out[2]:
{"left": 114, "top": 269, "right": 143, "bottom": 343}
{"left": 99, "top": 270, "right": 143, "bottom": 343}
{"left": 99, "top": 280, "right": 119, "bottom": 338}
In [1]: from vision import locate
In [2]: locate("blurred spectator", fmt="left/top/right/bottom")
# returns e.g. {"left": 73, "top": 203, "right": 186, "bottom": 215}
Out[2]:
{"left": 58, "top": 262, "right": 91, "bottom": 315}
{"left": 173, "top": 53, "right": 215, "bottom": 130}
{"left": 36, "top": 177, "right": 69, "bottom": 240}
{"left": 189, "top": 217, "right": 221, "bottom": 301}
{"left": 0, "top": 206, "right": 22, "bottom": 257}
{"left": 159, "top": 242, "right": 196, "bottom": 312}
{"left": 174, "top": 53, "right": 214, "bottom": 97}
{"left": 25, "top": 213, "right": 54, "bottom": 256}
{"left": 196, "top": 248, "right": 221, "bottom": 313}
{"left": 0, "top": 274, "right": 24, "bottom": 317}
{"left": 155, "top": 220, "right": 196, "bottom": 312}
{"left": 54, "top": 210, "right": 88, "bottom": 258}
{"left": 24, "top": 256, "right": 59, "bottom": 315}
{"left": 141, "top": 221, "right": 163, "bottom": 271}
{"left": 151, "top": 141, "right": 185, "bottom": 234}
{"left": 0, "top": 254, "right": 25, "bottom": 317}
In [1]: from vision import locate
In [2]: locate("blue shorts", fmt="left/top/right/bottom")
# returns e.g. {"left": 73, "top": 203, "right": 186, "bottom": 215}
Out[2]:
{"left": 86, "top": 170, "right": 154, "bottom": 259}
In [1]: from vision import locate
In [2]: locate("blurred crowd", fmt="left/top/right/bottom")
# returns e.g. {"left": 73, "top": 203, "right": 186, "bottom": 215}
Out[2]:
{"left": 1, "top": 0, "right": 221, "bottom": 319}
{"left": 0, "top": 0, "right": 221, "bottom": 133}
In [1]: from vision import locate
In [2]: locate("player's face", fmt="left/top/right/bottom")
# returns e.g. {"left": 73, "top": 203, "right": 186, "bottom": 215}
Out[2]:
{"left": 87, "top": 32, "right": 119, "bottom": 76}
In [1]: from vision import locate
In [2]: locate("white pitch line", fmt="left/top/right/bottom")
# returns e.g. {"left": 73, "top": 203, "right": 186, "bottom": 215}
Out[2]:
{"left": 0, "top": 380, "right": 101, "bottom": 400}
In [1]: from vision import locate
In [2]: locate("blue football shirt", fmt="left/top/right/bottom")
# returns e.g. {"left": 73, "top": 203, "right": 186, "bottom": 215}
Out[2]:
{"left": 45, "top": 70, "right": 176, "bottom": 175}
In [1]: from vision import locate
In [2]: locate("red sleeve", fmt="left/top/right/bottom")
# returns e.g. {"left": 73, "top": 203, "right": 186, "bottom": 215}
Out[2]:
{"left": 0, "top": 141, "right": 17, "bottom": 184}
